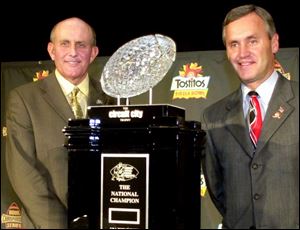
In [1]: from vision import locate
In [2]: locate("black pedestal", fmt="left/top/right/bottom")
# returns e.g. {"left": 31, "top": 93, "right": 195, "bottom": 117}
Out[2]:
{"left": 63, "top": 104, "right": 204, "bottom": 229}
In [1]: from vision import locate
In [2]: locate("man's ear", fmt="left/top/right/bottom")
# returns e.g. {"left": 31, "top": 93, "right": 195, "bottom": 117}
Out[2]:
{"left": 90, "top": 46, "right": 99, "bottom": 63}
{"left": 47, "top": 42, "right": 55, "bottom": 60}
{"left": 271, "top": 33, "right": 279, "bottom": 54}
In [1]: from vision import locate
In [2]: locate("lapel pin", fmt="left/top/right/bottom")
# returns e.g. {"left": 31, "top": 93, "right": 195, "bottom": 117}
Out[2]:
{"left": 272, "top": 106, "right": 284, "bottom": 119}
{"left": 96, "top": 99, "right": 103, "bottom": 105}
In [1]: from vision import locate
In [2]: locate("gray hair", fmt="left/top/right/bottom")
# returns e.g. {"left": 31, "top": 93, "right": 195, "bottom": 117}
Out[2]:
{"left": 222, "top": 4, "right": 276, "bottom": 45}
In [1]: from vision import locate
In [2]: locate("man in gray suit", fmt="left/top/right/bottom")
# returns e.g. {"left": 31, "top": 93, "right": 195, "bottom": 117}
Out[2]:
{"left": 202, "top": 5, "right": 299, "bottom": 229}
{"left": 5, "top": 17, "right": 116, "bottom": 228}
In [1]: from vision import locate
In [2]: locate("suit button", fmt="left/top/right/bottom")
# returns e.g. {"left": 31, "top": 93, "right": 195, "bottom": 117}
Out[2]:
{"left": 252, "top": 163, "right": 258, "bottom": 169}
{"left": 254, "top": 193, "right": 260, "bottom": 200}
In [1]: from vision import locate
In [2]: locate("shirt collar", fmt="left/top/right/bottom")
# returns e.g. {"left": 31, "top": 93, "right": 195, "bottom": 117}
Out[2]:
{"left": 241, "top": 70, "right": 279, "bottom": 104}
{"left": 55, "top": 69, "right": 89, "bottom": 97}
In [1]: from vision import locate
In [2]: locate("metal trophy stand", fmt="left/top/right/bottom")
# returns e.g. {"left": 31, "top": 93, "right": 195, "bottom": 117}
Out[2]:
{"left": 118, "top": 87, "right": 153, "bottom": 106}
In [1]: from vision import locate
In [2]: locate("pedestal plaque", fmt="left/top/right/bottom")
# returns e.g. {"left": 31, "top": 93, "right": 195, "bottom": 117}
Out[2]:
{"left": 101, "top": 153, "right": 149, "bottom": 228}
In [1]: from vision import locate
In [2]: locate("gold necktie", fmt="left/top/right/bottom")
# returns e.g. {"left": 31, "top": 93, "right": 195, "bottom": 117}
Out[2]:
{"left": 70, "top": 87, "right": 84, "bottom": 119}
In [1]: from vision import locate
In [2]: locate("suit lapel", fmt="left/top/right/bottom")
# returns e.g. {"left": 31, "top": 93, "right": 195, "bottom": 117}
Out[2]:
{"left": 39, "top": 73, "right": 75, "bottom": 120}
{"left": 39, "top": 74, "right": 109, "bottom": 121}
{"left": 225, "top": 90, "right": 254, "bottom": 157}
{"left": 256, "top": 76, "right": 295, "bottom": 153}
{"left": 88, "top": 79, "right": 105, "bottom": 106}
{"left": 88, "top": 75, "right": 118, "bottom": 106}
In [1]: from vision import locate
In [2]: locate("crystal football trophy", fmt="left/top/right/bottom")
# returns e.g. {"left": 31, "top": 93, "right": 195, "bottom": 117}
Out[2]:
{"left": 100, "top": 34, "right": 176, "bottom": 105}
{"left": 66, "top": 34, "right": 202, "bottom": 229}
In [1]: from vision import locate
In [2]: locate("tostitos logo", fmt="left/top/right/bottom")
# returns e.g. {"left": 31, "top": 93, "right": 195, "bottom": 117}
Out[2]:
{"left": 171, "top": 63, "right": 210, "bottom": 99}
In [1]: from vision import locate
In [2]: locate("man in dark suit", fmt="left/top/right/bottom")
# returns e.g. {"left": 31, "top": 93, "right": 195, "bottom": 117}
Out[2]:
{"left": 5, "top": 17, "right": 116, "bottom": 228}
{"left": 202, "top": 5, "right": 299, "bottom": 229}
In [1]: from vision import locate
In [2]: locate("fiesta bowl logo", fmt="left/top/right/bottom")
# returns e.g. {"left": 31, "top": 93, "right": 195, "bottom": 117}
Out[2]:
{"left": 33, "top": 70, "right": 49, "bottom": 81}
{"left": 1, "top": 202, "right": 22, "bottom": 229}
{"left": 171, "top": 63, "right": 210, "bottom": 99}
{"left": 201, "top": 174, "right": 207, "bottom": 197}
{"left": 274, "top": 59, "right": 291, "bottom": 80}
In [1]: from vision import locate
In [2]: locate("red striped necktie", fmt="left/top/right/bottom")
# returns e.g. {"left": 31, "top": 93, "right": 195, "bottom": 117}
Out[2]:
{"left": 247, "top": 91, "right": 262, "bottom": 147}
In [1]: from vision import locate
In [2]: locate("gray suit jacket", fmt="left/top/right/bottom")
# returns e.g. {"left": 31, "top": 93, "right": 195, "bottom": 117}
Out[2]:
{"left": 5, "top": 73, "right": 116, "bottom": 228}
{"left": 202, "top": 74, "right": 299, "bottom": 229}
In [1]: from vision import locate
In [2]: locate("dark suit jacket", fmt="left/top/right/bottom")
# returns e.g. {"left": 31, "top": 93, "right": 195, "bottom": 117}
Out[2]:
{"left": 202, "top": 74, "right": 299, "bottom": 229}
{"left": 5, "top": 72, "right": 116, "bottom": 228}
